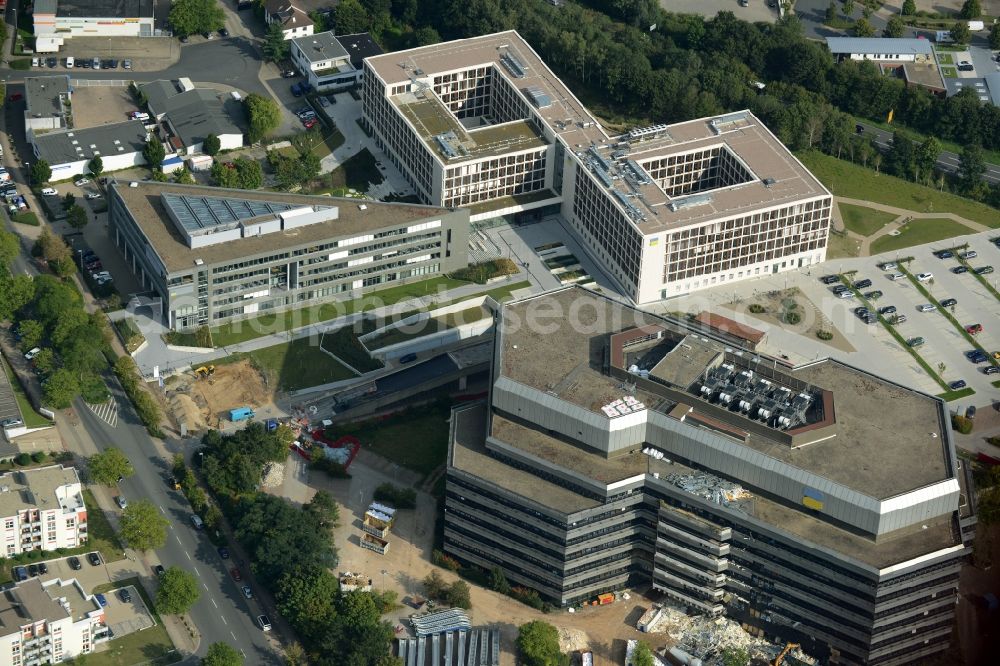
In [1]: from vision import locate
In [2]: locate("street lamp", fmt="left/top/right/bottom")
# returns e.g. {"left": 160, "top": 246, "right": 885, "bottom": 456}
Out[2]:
{"left": 381, "top": 569, "right": 387, "bottom": 591}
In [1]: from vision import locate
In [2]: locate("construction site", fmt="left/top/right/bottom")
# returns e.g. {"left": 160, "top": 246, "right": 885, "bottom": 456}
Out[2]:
{"left": 164, "top": 360, "right": 272, "bottom": 433}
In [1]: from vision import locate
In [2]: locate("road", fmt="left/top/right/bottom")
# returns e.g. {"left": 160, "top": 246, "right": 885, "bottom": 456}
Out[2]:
{"left": 75, "top": 382, "right": 277, "bottom": 664}
{"left": 793, "top": 0, "right": 888, "bottom": 41}
{"left": 858, "top": 121, "right": 1000, "bottom": 185}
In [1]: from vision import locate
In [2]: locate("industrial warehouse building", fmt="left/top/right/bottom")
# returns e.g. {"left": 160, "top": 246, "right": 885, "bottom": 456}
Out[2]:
{"left": 362, "top": 31, "right": 831, "bottom": 304}
{"left": 106, "top": 182, "right": 469, "bottom": 329}
{"left": 32, "top": 0, "right": 155, "bottom": 52}
{"left": 444, "top": 287, "right": 974, "bottom": 666}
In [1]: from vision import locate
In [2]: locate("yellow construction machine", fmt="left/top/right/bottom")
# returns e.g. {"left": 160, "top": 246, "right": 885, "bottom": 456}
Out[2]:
{"left": 773, "top": 643, "right": 800, "bottom": 666}
{"left": 193, "top": 365, "right": 216, "bottom": 378}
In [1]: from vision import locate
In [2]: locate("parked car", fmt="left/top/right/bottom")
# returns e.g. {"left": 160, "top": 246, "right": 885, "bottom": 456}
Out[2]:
{"left": 24, "top": 347, "right": 42, "bottom": 360}
{"left": 291, "top": 82, "right": 304, "bottom": 97}
{"left": 218, "top": 547, "right": 230, "bottom": 559}
{"left": 983, "top": 366, "right": 1000, "bottom": 375}
{"left": 966, "top": 405, "right": 977, "bottom": 420}
{"left": 917, "top": 304, "right": 936, "bottom": 312}
{"left": 853, "top": 278, "right": 872, "bottom": 290}
{"left": 966, "top": 323, "right": 983, "bottom": 335}
{"left": 68, "top": 556, "right": 82, "bottom": 570}
{"left": 303, "top": 118, "right": 318, "bottom": 129}
{"left": 965, "top": 350, "right": 988, "bottom": 364}
{"left": 38, "top": 562, "right": 48, "bottom": 575}
{"left": 13, "top": 566, "right": 28, "bottom": 581}
{"left": 831, "top": 284, "right": 848, "bottom": 294}
{"left": 935, "top": 250, "right": 954, "bottom": 259}
{"left": 219, "top": 27, "right": 230, "bottom": 37}
{"left": 319, "top": 96, "right": 330, "bottom": 107}
{"left": 951, "top": 266, "right": 968, "bottom": 274}
{"left": 87, "top": 552, "right": 102, "bottom": 566}
{"left": 974, "top": 266, "right": 994, "bottom": 275}
{"left": 86, "top": 192, "right": 102, "bottom": 200}
{"left": 960, "top": 250, "right": 977, "bottom": 260}
{"left": 116, "top": 495, "right": 128, "bottom": 509}
{"left": 75, "top": 178, "right": 90, "bottom": 186}
{"left": 28, "top": 564, "right": 39, "bottom": 577}
{"left": 8, "top": 92, "right": 22, "bottom": 102}
{"left": 0, "top": 418, "right": 24, "bottom": 428}
{"left": 123, "top": 59, "right": 133, "bottom": 70}
{"left": 119, "top": 588, "right": 132, "bottom": 603}
{"left": 837, "top": 290, "right": 855, "bottom": 299}
{"left": 940, "top": 298, "right": 958, "bottom": 308}
{"left": 242, "top": 585, "right": 253, "bottom": 599}
{"left": 916, "top": 272, "right": 933, "bottom": 282}
{"left": 230, "top": 567, "right": 242, "bottom": 582}
{"left": 41, "top": 188, "right": 59, "bottom": 196}
{"left": 864, "top": 290, "right": 883, "bottom": 300}
{"left": 95, "top": 593, "right": 107, "bottom": 607}
{"left": 46, "top": 58, "right": 57, "bottom": 68}
{"left": 878, "top": 305, "right": 897, "bottom": 315}
{"left": 958, "top": 62, "right": 975, "bottom": 72}
{"left": 257, "top": 615, "right": 272, "bottom": 631}
{"left": 907, "top": 337, "right": 925, "bottom": 347}
{"left": 887, "top": 272, "right": 905, "bottom": 281}
{"left": 154, "top": 565, "right": 166, "bottom": 576}
{"left": 880, "top": 262, "right": 897, "bottom": 271}
{"left": 949, "top": 380, "right": 967, "bottom": 390}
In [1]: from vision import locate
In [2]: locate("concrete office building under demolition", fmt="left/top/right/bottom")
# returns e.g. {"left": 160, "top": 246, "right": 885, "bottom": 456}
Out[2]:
{"left": 443, "top": 286, "right": 975, "bottom": 665}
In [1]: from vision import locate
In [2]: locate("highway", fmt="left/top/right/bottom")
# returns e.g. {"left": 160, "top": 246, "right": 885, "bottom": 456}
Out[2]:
{"left": 75, "top": 381, "right": 277, "bottom": 664}
{"left": 858, "top": 122, "right": 1000, "bottom": 185}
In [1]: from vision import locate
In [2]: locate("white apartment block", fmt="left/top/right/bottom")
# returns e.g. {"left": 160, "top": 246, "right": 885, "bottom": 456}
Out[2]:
{"left": 362, "top": 31, "right": 831, "bottom": 305}
{"left": 291, "top": 32, "right": 383, "bottom": 92}
{"left": 0, "top": 467, "right": 88, "bottom": 557}
{"left": 0, "top": 578, "right": 106, "bottom": 664}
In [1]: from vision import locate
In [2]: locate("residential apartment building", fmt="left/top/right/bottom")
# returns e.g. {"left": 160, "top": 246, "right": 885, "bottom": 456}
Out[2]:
{"left": 362, "top": 31, "right": 831, "bottom": 304}
{"left": 0, "top": 578, "right": 107, "bottom": 664}
{"left": 0, "top": 466, "right": 88, "bottom": 557}
{"left": 106, "top": 182, "right": 469, "bottom": 330}
{"left": 444, "top": 287, "right": 974, "bottom": 666}
{"left": 290, "top": 32, "right": 382, "bottom": 92}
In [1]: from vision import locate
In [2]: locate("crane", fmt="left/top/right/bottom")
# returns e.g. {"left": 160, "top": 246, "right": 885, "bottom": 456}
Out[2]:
{"left": 773, "top": 643, "right": 800, "bottom": 666}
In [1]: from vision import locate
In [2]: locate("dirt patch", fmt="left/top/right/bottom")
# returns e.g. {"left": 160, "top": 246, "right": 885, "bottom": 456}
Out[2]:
{"left": 69, "top": 86, "right": 141, "bottom": 130}
{"left": 167, "top": 360, "right": 272, "bottom": 429}
{"left": 720, "top": 287, "right": 856, "bottom": 354}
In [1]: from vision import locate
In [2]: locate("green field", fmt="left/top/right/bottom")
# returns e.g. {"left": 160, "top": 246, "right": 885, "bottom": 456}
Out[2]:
{"left": 367, "top": 305, "right": 491, "bottom": 350}
{"left": 937, "top": 52, "right": 954, "bottom": 64}
{"left": 210, "top": 276, "right": 468, "bottom": 346}
{"left": 218, "top": 338, "right": 357, "bottom": 391}
{"left": 82, "top": 489, "right": 127, "bottom": 563}
{"left": 90, "top": 577, "right": 180, "bottom": 666}
{"left": 941, "top": 66, "right": 957, "bottom": 78}
{"left": 0, "top": 357, "right": 52, "bottom": 428}
{"left": 798, "top": 151, "right": 1000, "bottom": 227}
{"left": 869, "top": 218, "right": 974, "bottom": 255}
{"left": 342, "top": 401, "right": 453, "bottom": 478}
{"left": 838, "top": 203, "right": 898, "bottom": 237}
{"left": 826, "top": 231, "right": 862, "bottom": 259}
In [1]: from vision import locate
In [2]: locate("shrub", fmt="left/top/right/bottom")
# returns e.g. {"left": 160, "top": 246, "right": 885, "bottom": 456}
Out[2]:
{"left": 989, "top": 436, "right": 1000, "bottom": 448}
{"left": 510, "top": 586, "right": 545, "bottom": 610}
{"left": 30, "top": 452, "right": 46, "bottom": 464}
{"left": 748, "top": 304, "right": 765, "bottom": 314}
{"left": 9, "top": 59, "right": 31, "bottom": 71}
{"left": 311, "top": 457, "right": 351, "bottom": 478}
{"left": 431, "top": 549, "right": 461, "bottom": 572}
{"left": 15, "top": 453, "right": 30, "bottom": 466}
{"left": 952, "top": 414, "right": 973, "bottom": 434}
{"left": 783, "top": 311, "right": 802, "bottom": 325}
{"left": 449, "top": 258, "right": 519, "bottom": 284}
{"left": 373, "top": 483, "right": 417, "bottom": 509}
{"left": 816, "top": 330, "right": 833, "bottom": 340}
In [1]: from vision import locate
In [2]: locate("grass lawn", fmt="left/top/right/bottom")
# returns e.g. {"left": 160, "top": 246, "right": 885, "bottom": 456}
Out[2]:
{"left": 321, "top": 322, "right": 385, "bottom": 373}
{"left": 218, "top": 337, "right": 357, "bottom": 391}
{"left": 13, "top": 211, "right": 39, "bottom": 226}
{"left": 799, "top": 150, "right": 1000, "bottom": 227}
{"left": 327, "top": 148, "right": 384, "bottom": 191}
{"left": 937, "top": 387, "right": 976, "bottom": 402}
{"left": 82, "top": 489, "right": 126, "bottom": 563}
{"left": 941, "top": 66, "right": 957, "bottom": 78}
{"left": 827, "top": 231, "right": 862, "bottom": 259}
{"left": 344, "top": 401, "right": 453, "bottom": 479}
{"left": 210, "top": 276, "right": 469, "bottom": 346}
{"left": 90, "top": 576, "right": 180, "bottom": 666}
{"left": 838, "top": 203, "right": 898, "bottom": 237}
{"left": 0, "top": 357, "right": 52, "bottom": 428}
{"left": 937, "top": 52, "right": 954, "bottom": 64}
{"left": 869, "top": 218, "right": 974, "bottom": 255}
{"left": 367, "top": 305, "right": 490, "bottom": 350}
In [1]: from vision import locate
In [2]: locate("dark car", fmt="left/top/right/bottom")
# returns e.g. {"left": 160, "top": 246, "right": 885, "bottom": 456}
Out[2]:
{"left": 853, "top": 278, "right": 872, "bottom": 290}
{"left": 180, "top": 35, "right": 189, "bottom": 43}
{"left": 219, "top": 28, "right": 230, "bottom": 37}
{"left": 965, "top": 350, "right": 988, "bottom": 363}
{"left": 936, "top": 250, "right": 954, "bottom": 259}
{"left": 949, "top": 380, "right": 967, "bottom": 390}
{"left": 831, "top": 284, "right": 848, "bottom": 294}
{"left": 291, "top": 83, "right": 303, "bottom": 97}
{"left": 87, "top": 552, "right": 102, "bottom": 566}
{"left": 864, "top": 290, "right": 883, "bottom": 300}
{"left": 230, "top": 567, "right": 242, "bottom": 581}
{"left": 28, "top": 564, "right": 39, "bottom": 577}
{"left": 966, "top": 405, "right": 977, "bottom": 420}
{"left": 878, "top": 305, "right": 897, "bottom": 315}
{"left": 951, "top": 266, "right": 968, "bottom": 274}
{"left": 68, "top": 556, "right": 82, "bottom": 570}
{"left": 975, "top": 266, "right": 994, "bottom": 275}
{"left": 13, "top": 566, "right": 28, "bottom": 581}
{"left": 218, "top": 547, "right": 230, "bottom": 559}
{"left": 940, "top": 298, "right": 958, "bottom": 308}
{"left": 119, "top": 588, "right": 132, "bottom": 603}
{"left": 46, "top": 57, "right": 57, "bottom": 68}
{"left": 82, "top": 59, "right": 91, "bottom": 68}
{"left": 855, "top": 123, "right": 864, "bottom": 135}
{"left": 154, "top": 564, "right": 166, "bottom": 576}
{"left": 983, "top": 366, "right": 1000, "bottom": 375}
{"left": 38, "top": 562, "right": 48, "bottom": 575}
{"left": 400, "top": 353, "right": 418, "bottom": 364}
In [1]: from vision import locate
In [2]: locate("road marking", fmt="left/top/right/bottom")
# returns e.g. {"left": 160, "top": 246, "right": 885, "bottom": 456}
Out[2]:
{"left": 185, "top": 551, "right": 191, "bottom": 560}
{"left": 175, "top": 535, "right": 182, "bottom": 544}
{"left": 203, "top": 583, "right": 210, "bottom": 591}
{"left": 84, "top": 398, "right": 118, "bottom": 427}
{"left": 159, "top": 505, "right": 166, "bottom": 514}
{"left": 211, "top": 598, "right": 218, "bottom": 608}
{"left": 232, "top": 632, "right": 239, "bottom": 642}
{"left": 221, "top": 614, "right": 227, "bottom": 625}
{"left": 194, "top": 567, "right": 201, "bottom": 578}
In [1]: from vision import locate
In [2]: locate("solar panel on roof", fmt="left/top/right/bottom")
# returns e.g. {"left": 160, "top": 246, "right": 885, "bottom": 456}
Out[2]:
{"left": 525, "top": 86, "right": 551, "bottom": 108}
{"left": 162, "top": 193, "right": 306, "bottom": 235}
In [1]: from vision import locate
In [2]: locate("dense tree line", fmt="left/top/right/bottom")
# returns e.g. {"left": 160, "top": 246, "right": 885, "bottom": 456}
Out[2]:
{"left": 194, "top": 424, "right": 397, "bottom": 664}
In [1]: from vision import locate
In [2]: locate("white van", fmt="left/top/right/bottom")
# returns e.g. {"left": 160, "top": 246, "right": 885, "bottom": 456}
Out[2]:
{"left": 190, "top": 514, "right": 204, "bottom": 530}
{"left": 41, "top": 187, "right": 58, "bottom": 196}
{"left": 65, "top": 56, "right": 75, "bottom": 68}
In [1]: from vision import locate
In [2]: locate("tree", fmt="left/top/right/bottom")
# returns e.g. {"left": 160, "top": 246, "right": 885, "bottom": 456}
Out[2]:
{"left": 489, "top": 566, "right": 511, "bottom": 594}
{"left": 157, "top": 566, "right": 201, "bottom": 615}
{"left": 143, "top": 137, "right": 166, "bottom": 169}
{"left": 175, "top": 166, "right": 195, "bottom": 184}
{"left": 633, "top": 643, "right": 655, "bottom": 666}
{"left": 89, "top": 448, "right": 134, "bottom": 486}
{"left": 119, "top": 499, "right": 170, "bottom": 551}
{"left": 446, "top": 580, "right": 472, "bottom": 609}
{"left": 244, "top": 94, "right": 281, "bottom": 144}
{"left": 517, "top": 621, "right": 568, "bottom": 666}
{"left": 169, "top": 0, "right": 225, "bottom": 37}
{"left": 305, "top": 490, "right": 339, "bottom": 531}
{"left": 30, "top": 160, "right": 51, "bottom": 184}
{"left": 202, "top": 643, "right": 243, "bottom": 666}
{"left": 915, "top": 137, "right": 940, "bottom": 180}
{"left": 883, "top": 16, "right": 904, "bottom": 38}
{"left": 334, "top": 0, "right": 370, "bottom": 34}
{"left": 992, "top": 21, "right": 1000, "bottom": 50}
{"left": 43, "top": 368, "right": 79, "bottom": 408}
{"left": 951, "top": 21, "right": 972, "bottom": 45}
{"left": 960, "top": 0, "right": 981, "bottom": 19}
{"left": 235, "top": 157, "right": 263, "bottom": 189}
{"left": 0, "top": 274, "right": 34, "bottom": 322}
{"left": 203, "top": 134, "right": 221, "bottom": 156}
{"left": 902, "top": 0, "right": 916, "bottom": 14}
{"left": 841, "top": 0, "right": 854, "bottom": 17}
{"left": 263, "top": 23, "right": 290, "bottom": 62}
{"left": 825, "top": 1, "right": 836, "bottom": 22}
{"left": 18, "top": 320, "right": 44, "bottom": 349}
{"left": 62, "top": 192, "right": 76, "bottom": 211}
{"left": 89, "top": 155, "right": 103, "bottom": 178}
{"left": 33, "top": 348, "right": 56, "bottom": 375}
{"left": 275, "top": 566, "right": 339, "bottom": 644}
{"left": 283, "top": 643, "right": 307, "bottom": 666}
{"left": 721, "top": 647, "right": 750, "bottom": 666}
{"left": 959, "top": 143, "right": 986, "bottom": 193}
{"left": 0, "top": 229, "right": 19, "bottom": 273}
{"left": 66, "top": 205, "right": 89, "bottom": 230}
{"left": 853, "top": 18, "right": 875, "bottom": 37}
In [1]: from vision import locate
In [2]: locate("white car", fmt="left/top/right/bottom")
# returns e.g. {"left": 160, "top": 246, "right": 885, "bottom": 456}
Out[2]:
{"left": 74, "top": 178, "right": 90, "bottom": 187}
{"left": 918, "top": 304, "right": 936, "bottom": 312}
{"left": 116, "top": 496, "right": 128, "bottom": 509}
{"left": 888, "top": 272, "right": 905, "bottom": 281}
{"left": 880, "top": 262, "right": 897, "bottom": 271}
{"left": 24, "top": 347, "right": 42, "bottom": 360}
{"left": 85, "top": 193, "right": 101, "bottom": 200}
{"left": 916, "top": 272, "right": 933, "bottom": 282}
{"left": 40, "top": 188, "right": 58, "bottom": 196}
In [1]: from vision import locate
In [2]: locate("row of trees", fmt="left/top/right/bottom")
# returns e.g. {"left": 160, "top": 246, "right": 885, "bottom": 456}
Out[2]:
{"left": 190, "top": 423, "right": 398, "bottom": 663}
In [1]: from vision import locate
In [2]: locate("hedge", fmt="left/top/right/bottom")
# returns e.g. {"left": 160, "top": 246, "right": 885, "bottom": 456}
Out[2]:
{"left": 113, "top": 356, "right": 163, "bottom": 437}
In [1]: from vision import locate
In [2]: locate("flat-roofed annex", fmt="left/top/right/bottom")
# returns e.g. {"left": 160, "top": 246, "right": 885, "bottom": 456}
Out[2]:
{"left": 498, "top": 287, "right": 952, "bottom": 501}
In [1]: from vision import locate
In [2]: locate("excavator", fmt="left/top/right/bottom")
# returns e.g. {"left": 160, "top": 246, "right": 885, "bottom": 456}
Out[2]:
{"left": 193, "top": 365, "right": 216, "bottom": 378}
{"left": 773, "top": 643, "right": 800, "bottom": 666}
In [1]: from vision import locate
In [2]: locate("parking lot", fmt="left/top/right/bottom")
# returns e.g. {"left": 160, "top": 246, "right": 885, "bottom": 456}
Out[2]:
{"left": 103, "top": 584, "right": 156, "bottom": 638}
{"left": 660, "top": 0, "right": 777, "bottom": 23}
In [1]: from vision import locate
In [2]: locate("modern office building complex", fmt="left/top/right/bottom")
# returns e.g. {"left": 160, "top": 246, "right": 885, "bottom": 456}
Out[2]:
{"left": 444, "top": 287, "right": 974, "bottom": 665}
{"left": 107, "top": 182, "right": 469, "bottom": 329}
{"left": 0, "top": 466, "right": 88, "bottom": 557}
{"left": 362, "top": 31, "right": 831, "bottom": 303}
